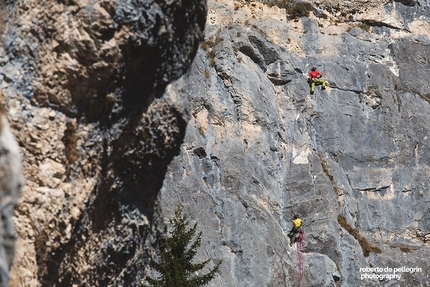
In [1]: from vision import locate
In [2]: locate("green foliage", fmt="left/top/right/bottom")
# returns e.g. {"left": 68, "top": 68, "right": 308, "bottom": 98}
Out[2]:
{"left": 357, "top": 22, "right": 371, "bottom": 32}
{"left": 86, "top": 88, "right": 97, "bottom": 98}
{"left": 144, "top": 204, "right": 222, "bottom": 287}
{"left": 265, "top": 0, "right": 295, "bottom": 9}
{"left": 286, "top": 2, "right": 312, "bottom": 20}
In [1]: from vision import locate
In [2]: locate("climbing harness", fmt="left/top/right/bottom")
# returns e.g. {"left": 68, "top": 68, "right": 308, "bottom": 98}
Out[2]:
{"left": 285, "top": 94, "right": 309, "bottom": 287}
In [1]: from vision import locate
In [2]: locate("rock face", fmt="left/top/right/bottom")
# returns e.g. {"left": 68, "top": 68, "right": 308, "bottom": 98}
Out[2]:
{"left": 2, "top": 0, "right": 206, "bottom": 286}
{"left": 2, "top": 0, "right": 430, "bottom": 287}
{"left": 0, "top": 106, "right": 24, "bottom": 286}
{"left": 158, "top": 1, "right": 430, "bottom": 286}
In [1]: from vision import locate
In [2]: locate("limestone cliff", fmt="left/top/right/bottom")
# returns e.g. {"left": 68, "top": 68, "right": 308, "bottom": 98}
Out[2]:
{"left": 0, "top": 98, "right": 24, "bottom": 286}
{"left": 2, "top": 0, "right": 206, "bottom": 285}
{"left": 1, "top": 0, "right": 430, "bottom": 286}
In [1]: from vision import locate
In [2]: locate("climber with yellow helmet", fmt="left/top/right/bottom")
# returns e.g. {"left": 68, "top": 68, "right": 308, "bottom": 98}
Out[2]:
{"left": 288, "top": 214, "right": 303, "bottom": 247}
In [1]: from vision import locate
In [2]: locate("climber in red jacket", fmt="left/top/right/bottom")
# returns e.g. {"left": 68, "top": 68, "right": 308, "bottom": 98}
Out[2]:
{"left": 308, "top": 67, "right": 326, "bottom": 94}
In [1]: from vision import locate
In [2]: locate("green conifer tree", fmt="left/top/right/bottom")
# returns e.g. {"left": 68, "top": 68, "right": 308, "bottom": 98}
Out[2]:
{"left": 144, "top": 204, "right": 222, "bottom": 287}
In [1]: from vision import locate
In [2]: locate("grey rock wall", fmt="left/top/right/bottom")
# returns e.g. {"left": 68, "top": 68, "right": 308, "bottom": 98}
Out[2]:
{"left": 157, "top": 1, "right": 430, "bottom": 287}
{"left": 0, "top": 111, "right": 24, "bottom": 286}
{"left": 3, "top": 0, "right": 430, "bottom": 287}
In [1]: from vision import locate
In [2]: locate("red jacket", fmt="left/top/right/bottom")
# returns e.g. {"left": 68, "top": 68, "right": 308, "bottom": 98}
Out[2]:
{"left": 309, "top": 71, "right": 322, "bottom": 79}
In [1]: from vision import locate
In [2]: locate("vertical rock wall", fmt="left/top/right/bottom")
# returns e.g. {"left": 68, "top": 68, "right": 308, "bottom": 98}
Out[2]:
{"left": 157, "top": 1, "right": 430, "bottom": 286}
{"left": 0, "top": 104, "right": 24, "bottom": 286}
{"left": 2, "top": 0, "right": 206, "bottom": 286}
{"left": 2, "top": 0, "right": 430, "bottom": 287}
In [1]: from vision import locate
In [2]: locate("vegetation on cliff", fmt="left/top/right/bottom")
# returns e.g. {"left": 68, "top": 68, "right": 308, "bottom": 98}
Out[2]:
{"left": 144, "top": 204, "right": 222, "bottom": 287}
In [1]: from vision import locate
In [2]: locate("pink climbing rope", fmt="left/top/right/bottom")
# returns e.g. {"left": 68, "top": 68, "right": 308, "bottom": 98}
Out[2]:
{"left": 297, "top": 231, "right": 305, "bottom": 287}
{"left": 286, "top": 95, "right": 309, "bottom": 287}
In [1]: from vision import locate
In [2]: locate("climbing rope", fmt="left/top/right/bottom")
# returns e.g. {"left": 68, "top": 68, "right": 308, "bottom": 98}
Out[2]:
{"left": 297, "top": 231, "right": 305, "bottom": 287}
{"left": 285, "top": 94, "right": 309, "bottom": 287}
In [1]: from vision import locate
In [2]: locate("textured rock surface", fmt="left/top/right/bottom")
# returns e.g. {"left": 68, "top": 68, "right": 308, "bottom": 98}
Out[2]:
{"left": 2, "top": 0, "right": 430, "bottom": 287}
{"left": 158, "top": 1, "right": 430, "bottom": 286}
{"left": 3, "top": 0, "right": 206, "bottom": 286}
{"left": 0, "top": 106, "right": 24, "bottom": 286}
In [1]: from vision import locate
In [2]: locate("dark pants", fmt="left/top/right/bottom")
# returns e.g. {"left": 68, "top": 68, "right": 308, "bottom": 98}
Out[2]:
{"left": 288, "top": 226, "right": 303, "bottom": 244}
